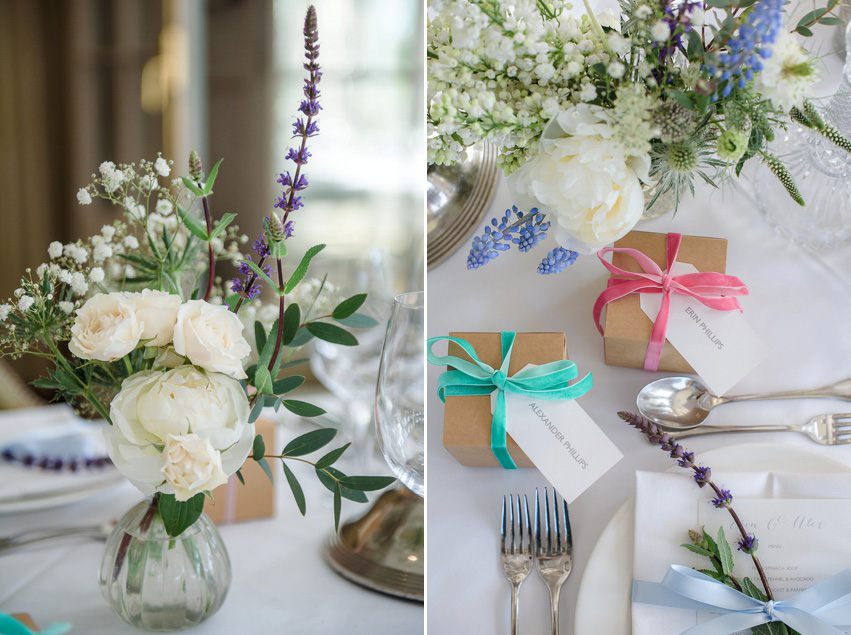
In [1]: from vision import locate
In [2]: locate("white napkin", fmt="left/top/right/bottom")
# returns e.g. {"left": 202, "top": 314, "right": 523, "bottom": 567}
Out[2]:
{"left": 632, "top": 470, "right": 851, "bottom": 635}
{"left": 0, "top": 404, "right": 121, "bottom": 504}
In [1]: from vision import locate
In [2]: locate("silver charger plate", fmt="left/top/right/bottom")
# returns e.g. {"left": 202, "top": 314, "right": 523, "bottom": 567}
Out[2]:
{"left": 427, "top": 143, "right": 499, "bottom": 269}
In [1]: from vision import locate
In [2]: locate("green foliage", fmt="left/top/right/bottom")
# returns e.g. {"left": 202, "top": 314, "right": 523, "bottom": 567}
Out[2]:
{"left": 332, "top": 294, "right": 367, "bottom": 320}
{"left": 281, "top": 399, "right": 326, "bottom": 417}
{"left": 281, "top": 428, "right": 337, "bottom": 457}
{"left": 252, "top": 434, "right": 266, "bottom": 460}
{"left": 282, "top": 304, "right": 301, "bottom": 345}
{"left": 307, "top": 322, "right": 358, "bottom": 346}
{"left": 285, "top": 244, "right": 326, "bottom": 293}
{"left": 335, "top": 312, "right": 379, "bottom": 328}
{"left": 159, "top": 493, "right": 206, "bottom": 538}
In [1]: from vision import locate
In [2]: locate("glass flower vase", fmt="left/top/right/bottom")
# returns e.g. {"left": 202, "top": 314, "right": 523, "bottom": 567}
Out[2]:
{"left": 98, "top": 496, "right": 231, "bottom": 631}
{"left": 752, "top": 23, "right": 851, "bottom": 250}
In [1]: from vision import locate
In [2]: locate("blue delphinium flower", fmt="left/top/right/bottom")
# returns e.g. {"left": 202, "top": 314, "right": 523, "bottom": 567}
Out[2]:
{"left": 537, "top": 247, "right": 579, "bottom": 274}
{"left": 711, "top": 489, "right": 733, "bottom": 509}
{"left": 704, "top": 0, "right": 784, "bottom": 99}
{"left": 513, "top": 210, "right": 550, "bottom": 252}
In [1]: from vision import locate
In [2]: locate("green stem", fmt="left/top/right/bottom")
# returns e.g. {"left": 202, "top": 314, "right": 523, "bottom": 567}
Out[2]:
{"left": 42, "top": 335, "right": 112, "bottom": 424}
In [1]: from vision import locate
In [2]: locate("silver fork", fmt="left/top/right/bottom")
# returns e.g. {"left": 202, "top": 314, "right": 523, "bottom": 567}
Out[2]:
{"left": 535, "top": 488, "right": 573, "bottom": 635}
{"left": 668, "top": 413, "right": 851, "bottom": 444}
{"left": 0, "top": 522, "right": 113, "bottom": 555}
{"left": 501, "top": 494, "right": 532, "bottom": 635}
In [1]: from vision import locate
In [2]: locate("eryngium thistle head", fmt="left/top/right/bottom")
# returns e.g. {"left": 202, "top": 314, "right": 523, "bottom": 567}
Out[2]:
{"left": 717, "top": 129, "right": 748, "bottom": 161}
{"left": 189, "top": 151, "right": 204, "bottom": 181}
{"left": 654, "top": 101, "right": 694, "bottom": 143}
{"left": 266, "top": 213, "right": 286, "bottom": 242}
{"left": 665, "top": 145, "right": 698, "bottom": 174}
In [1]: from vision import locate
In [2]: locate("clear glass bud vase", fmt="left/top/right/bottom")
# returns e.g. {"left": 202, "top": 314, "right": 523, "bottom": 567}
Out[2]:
{"left": 98, "top": 496, "right": 231, "bottom": 631}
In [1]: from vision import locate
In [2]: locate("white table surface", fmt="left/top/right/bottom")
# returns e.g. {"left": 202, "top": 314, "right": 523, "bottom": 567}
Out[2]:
{"left": 426, "top": 139, "right": 851, "bottom": 632}
{"left": 0, "top": 407, "right": 423, "bottom": 634}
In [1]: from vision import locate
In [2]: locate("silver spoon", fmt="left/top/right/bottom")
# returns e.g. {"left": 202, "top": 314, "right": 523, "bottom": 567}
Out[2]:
{"left": 636, "top": 376, "right": 851, "bottom": 429}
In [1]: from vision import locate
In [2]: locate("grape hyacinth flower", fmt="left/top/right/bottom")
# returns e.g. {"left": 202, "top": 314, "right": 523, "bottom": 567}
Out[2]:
{"left": 704, "top": 0, "right": 784, "bottom": 99}
{"left": 466, "top": 206, "right": 557, "bottom": 272}
{"left": 537, "top": 247, "right": 579, "bottom": 275}
{"left": 618, "top": 411, "right": 776, "bottom": 599}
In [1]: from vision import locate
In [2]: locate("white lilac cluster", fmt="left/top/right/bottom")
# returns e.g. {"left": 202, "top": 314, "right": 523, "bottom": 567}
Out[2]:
{"left": 427, "top": 0, "right": 615, "bottom": 173}
{"left": 64, "top": 291, "right": 253, "bottom": 501}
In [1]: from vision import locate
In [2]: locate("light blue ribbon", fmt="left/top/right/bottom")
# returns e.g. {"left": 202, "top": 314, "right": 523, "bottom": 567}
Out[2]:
{"left": 426, "top": 332, "right": 593, "bottom": 469}
{"left": 633, "top": 565, "right": 851, "bottom": 634}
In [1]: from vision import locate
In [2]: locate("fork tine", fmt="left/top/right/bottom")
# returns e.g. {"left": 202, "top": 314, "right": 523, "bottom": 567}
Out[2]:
{"left": 544, "top": 486, "right": 553, "bottom": 555}
{"left": 501, "top": 495, "right": 507, "bottom": 554}
{"left": 509, "top": 494, "right": 516, "bottom": 555}
{"left": 523, "top": 494, "right": 531, "bottom": 554}
{"left": 552, "top": 488, "right": 562, "bottom": 553}
{"left": 563, "top": 494, "right": 573, "bottom": 553}
{"left": 535, "top": 489, "right": 542, "bottom": 555}
{"left": 516, "top": 494, "right": 524, "bottom": 554}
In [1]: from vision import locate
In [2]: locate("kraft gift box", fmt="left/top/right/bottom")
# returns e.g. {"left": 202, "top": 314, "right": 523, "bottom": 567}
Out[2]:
{"left": 602, "top": 230, "right": 728, "bottom": 373}
{"left": 205, "top": 418, "right": 276, "bottom": 524}
{"left": 443, "top": 331, "right": 567, "bottom": 468}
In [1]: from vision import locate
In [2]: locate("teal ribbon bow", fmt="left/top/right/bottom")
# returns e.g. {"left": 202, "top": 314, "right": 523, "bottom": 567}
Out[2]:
{"left": 427, "top": 332, "right": 593, "bottom": 469}
{"left": 633, "top": 565, "right": 851, "bottom": 634}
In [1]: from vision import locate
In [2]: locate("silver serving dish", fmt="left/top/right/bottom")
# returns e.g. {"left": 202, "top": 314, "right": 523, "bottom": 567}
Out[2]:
{"left": 427, "top": 143, "right": 499, "bottom": 269}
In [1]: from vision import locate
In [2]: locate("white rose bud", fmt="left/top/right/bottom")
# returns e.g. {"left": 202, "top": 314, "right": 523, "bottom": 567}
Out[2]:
{"left": 173, "top": 300, "right": 251, "bottom": 379}
{"left": 124, "top": 289, "right": 181, "bottom": 347}
{"left": 69, "top": 293, "right": 143, "bottom": 361}
{"left": 161, "top": 434, "right": 228, "bottom": 501}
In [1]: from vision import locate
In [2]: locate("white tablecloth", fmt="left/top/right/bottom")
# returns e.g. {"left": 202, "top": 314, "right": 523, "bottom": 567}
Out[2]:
{"left": 426, "top": 135, "right": 851, "bottom": 632}
{"left": 0, "top": 410, "right": 423, "bottom": 634}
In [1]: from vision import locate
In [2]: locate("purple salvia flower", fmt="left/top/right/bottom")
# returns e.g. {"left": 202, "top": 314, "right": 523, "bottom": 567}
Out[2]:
{"left": 738, "top": 534, "right": 759, "bottom": 554}
{"left": 693, "top": 466, "right": 712, "bottom": 488}
{"left": 230, "top": 278, "right": 243, "bottom": 293}
{"left": 275, "top": 5, "right": 320, "bottom": 218}
{"left": 712, "top": 489, "right": 733, "bottom": 509}
{"left": 252, "top": 235, "right": 271, "bottom": 258}
{"left": 283, "top": 220, "right": 295, "bottom": 238}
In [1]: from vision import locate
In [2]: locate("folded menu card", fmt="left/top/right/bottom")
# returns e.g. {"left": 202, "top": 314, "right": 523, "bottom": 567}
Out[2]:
{"left": 633, "top": 471, "right": 851, "bottom": 635}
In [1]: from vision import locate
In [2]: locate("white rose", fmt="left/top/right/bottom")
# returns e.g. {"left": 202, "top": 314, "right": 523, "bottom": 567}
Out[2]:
{"left": 124, "top": 290, "right": 181, "bottom": 347}
{"left": 161, "top": 434, "right": 228, "bottom": 501}
{"left": 69, "top": 293, "right": 143, "bottom": 361}
{"left": 173, "top": 300, "right": 251, "bottom": 379}
{"left": 104, "top": 366, "right": 252, "bottom": 497}
{"left": 508, "top": 104, "right": 650, "bottom": 254}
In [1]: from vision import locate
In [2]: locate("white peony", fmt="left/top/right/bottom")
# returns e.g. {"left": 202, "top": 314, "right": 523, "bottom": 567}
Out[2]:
{"left": 104, "top": 365, "right": 252, "bottom": 498}
{"left": 161, "top": 434, "right": 229, "bottom": 501}
{"left": 173, "top": 300, "right": 251, "bottom": 379}
{"left": 124, "top": 290, "right": 181, "bottom": 347}
{"left": 508, "top": 104, "right": 650, "bottom": 254}
{"left": 69, "top": 293, "right": 143, "bottom": 361}
{"left": 754, "top": 31, "right": 818, "bottom": 113}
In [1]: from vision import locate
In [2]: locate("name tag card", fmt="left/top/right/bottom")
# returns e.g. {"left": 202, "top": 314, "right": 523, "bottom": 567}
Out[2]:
{"left": 639, "top": 262, "right": 768, "bottom": 395}
{"left": 494, "top": 367, "right": 622, "bottom": 502}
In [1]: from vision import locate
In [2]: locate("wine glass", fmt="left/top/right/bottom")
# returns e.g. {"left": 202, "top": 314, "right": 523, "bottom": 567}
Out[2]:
{"left": 375, "top": 291, "right": 424, "bottom": 497}
{"left": 309, "top": 248, "right": 393, "bottom": 469}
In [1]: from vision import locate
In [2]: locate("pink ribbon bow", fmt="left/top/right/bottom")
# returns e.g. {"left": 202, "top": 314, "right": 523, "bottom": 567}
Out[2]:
{"left": 592, "top": 233, "right": 749, "bottom": 372}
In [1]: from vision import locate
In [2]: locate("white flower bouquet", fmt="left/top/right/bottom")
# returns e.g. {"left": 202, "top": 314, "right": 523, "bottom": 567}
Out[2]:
{"left": 428, "top": 0, "right": 851, "bottom": 268}
{"left": 0, "top": 6, "right": 394, "bottom": 537}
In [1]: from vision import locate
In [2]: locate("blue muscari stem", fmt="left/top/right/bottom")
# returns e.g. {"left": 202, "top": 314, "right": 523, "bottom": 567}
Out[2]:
{"left": 466, "top": 206, "right": 553, "bottom": 270}
{"left": 537, "top": 247, "right": 579, "bottom": 275}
